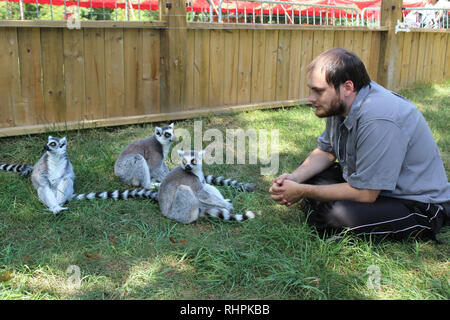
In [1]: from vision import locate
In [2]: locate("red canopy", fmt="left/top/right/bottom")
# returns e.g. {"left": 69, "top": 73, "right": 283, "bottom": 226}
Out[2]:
{"left": 5, "top": 0, "right": 425, "bottom": 16}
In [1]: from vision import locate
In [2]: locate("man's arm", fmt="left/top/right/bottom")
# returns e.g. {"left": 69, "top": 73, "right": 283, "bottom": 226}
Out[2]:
{"left": 270, "top": 148, "right": 337, "bottom": 205}
{"left": 273, "top": 180, "right": 380, "bottom": 206}
{"left": 273, "top": 148, "right": 336, "bottom": 186}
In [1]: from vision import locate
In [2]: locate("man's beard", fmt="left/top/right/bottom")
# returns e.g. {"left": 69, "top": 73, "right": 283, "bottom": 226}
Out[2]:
{"left": 314, "top": 96, "right": 347, "bottom": 118}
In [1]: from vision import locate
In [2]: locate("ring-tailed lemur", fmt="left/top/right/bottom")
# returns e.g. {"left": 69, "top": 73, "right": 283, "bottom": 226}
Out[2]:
{"left": 11, "top": 136, "right": 156, "bottom": 214}
{"left": 158, "top": 149, "right": 256, "bottom": 224}
{"left": 114, "top": 123, "right": 177, "bottom": 189}
{"left": 0, "top": 163, "right": 34, "bottom": 177}
{"left": 30, "top": 136, "right": 75, "bottom": 214}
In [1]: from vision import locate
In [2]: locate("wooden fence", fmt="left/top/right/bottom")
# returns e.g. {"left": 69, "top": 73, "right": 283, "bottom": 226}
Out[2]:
{"left": 0, "top": 0, "right": 449, "bottom": 137}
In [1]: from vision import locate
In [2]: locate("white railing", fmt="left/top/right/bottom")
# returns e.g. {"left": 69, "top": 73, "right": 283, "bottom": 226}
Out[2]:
{"left": 213, "top": 0, "right": 360, "bottom": 26}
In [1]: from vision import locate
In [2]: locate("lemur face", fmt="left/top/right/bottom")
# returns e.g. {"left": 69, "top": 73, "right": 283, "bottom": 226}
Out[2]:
{"left": 44, "top": 136, "right": 67, "bottom": 155}
{"left": 177, "top": 150, "right": 205, "bottom": 172}
{"left": 155, "top": 123, "right": 177, "bottom": 145}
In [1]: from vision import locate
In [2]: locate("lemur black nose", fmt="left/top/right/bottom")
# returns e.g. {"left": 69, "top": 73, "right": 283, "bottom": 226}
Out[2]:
{"left": 185, "top": 164, "right": 192, "bottom": 170}
{"left": 44, "top": 144, "right": 50, "bottom": 151}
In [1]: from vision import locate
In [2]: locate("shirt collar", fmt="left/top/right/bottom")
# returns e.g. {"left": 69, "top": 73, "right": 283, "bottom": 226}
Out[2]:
{"left": 342, "top": 81, "right": 372, "bottom": 130}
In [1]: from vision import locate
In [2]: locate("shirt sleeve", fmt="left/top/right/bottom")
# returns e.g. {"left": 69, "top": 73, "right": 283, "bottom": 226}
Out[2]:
{"left": 317, "top": 118, "right": 334, "bottom": 153}
{"left": 347, "top": 119, "right": 408, "bottom": 191}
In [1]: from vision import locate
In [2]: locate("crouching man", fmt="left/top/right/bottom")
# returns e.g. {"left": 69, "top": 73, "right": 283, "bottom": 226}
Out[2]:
{"left": 269, "top": 47, "right": 449, "bottom": 240}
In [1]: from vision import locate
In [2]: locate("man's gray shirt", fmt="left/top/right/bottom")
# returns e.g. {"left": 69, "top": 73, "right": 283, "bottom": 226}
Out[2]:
{"left": 317, "top": 81, "right": 450, "bottom": 204}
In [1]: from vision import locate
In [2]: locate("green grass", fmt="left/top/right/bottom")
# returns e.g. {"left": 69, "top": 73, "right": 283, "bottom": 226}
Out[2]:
{"left": 0, "top": 81, "right": 449, "bottom": 300}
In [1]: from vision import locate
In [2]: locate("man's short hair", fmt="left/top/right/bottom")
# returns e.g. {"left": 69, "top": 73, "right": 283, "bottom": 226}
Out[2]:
{"left": 308, "top": 47, "right": 371, "bottom": 92}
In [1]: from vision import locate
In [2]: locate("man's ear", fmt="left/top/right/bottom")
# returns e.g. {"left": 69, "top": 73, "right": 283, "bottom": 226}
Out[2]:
{"left": 342, "top": 80, "right": 355, "bottom": 95}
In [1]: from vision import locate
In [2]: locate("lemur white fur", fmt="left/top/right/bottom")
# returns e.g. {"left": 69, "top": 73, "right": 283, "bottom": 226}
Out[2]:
{"left": 31, "top": 136, "right": 75, "bottom": 214}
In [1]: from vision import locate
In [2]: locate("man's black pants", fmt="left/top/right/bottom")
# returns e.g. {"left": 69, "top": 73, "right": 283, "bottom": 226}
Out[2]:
{"left": 301, "top": 164, "right": 449, "bottom": 240}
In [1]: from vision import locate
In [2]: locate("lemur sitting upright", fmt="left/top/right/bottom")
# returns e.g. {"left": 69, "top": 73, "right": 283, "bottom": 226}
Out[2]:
{"left": 114, "top": 123, "right": 177, "bottom": 189}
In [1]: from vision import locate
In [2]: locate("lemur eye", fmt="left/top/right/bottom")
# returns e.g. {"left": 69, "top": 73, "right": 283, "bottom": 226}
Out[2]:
{"left": 49, "top": 142, "right": 56, "bottom": 147}
{"left": 164, "top": 133, "right": 171, "bottom": 138}
{"left": 191, "top": 159, "right": 197, "bottom": 165}
{"left": 182, "top": 159, "right": 187, "bottom": 165}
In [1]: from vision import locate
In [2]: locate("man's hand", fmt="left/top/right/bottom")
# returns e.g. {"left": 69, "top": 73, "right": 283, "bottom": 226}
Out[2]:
{"left": 269, "top": 177, "right": 306, "bottom": 207}
{"left": 272, "top": 173, "right": 296, "bottom": 186}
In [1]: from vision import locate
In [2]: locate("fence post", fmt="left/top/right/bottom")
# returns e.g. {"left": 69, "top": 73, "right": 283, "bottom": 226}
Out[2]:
{"left": 377, "top": 0, "right": 403, "bottom": 90}
{"left": 159, "top": 0, "right": 187, "bottom": 112}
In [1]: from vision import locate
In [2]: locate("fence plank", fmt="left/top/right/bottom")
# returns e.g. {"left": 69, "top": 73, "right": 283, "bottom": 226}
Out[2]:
{"left": 334, "top": 30, "right": 345, "bottom": 48}
{"left": 288, "top": 30, "right": 302, "bottom": 100}
{"left": 17, "top": 28, "right": 42, "bottom": 126}
{"left": 223, "top": 29, "right": 239, "bottom": 106}
{"left": 415, "top": 32, "right": 427, "bottom": 83}
{"left": 124, "top": 28, "right": 142, "bottom": 116}
{"left": 105, "top": 28, "right": 125, "bottom": 118}
{"left": 193, "top": 29, "right": 210, "bottom": 109}
{"left": 360, "top": 31, "right": 372, "bottom": 75}
{"left": 84, "top": 28, "right": 106, "bottom": 120}
{"left": 64, "top": 29, "right": 86, "bottom": 122}
{"left": 368, "top": 31, "right": 380, "bottom": 82}
{"left": 263, "top": 30, "right": 279, "bottom": 102}
{"left": 185, "top": 29, "right": 195, "bottom": 110}
{"left": 344, "top": 30, "right": 354, "bottom": 51}
{"left": 41, "top": 28, "right": 65, "bottom": 124}
{"left": 276, "top": 30, "right": 291, "bottom": 101}
{"left": 445, "top": 34, "right": 450, "bottom": 80}
{"left": 142, "top": 29, "right": 160, "bottom": 114}
{"left": 0, "top": 28, "right": 19, "bottom": 128}
{"left": 423, "top": 33, "right": 434, "bottom": 83}
{"left": 312, "top": 30, "right": 325, "bottom": 60}
{"left": 251, "top": 30, "right": 266, "bottom": 103}
{"left": 299, "top": 30, "right": 314, "bottom": 99}
{"left": 237, "top": 29, "right": 253, "bottom": 104}
{"left": 352, "top": 31, "right": 364, "bottom": 59}
{"left": 407, "top": 32, "right": 419, "bottom": 87}
{"left": 209, "top": 29, "right": 225, "bottom": 108}
{"left": 400, "top": 32, "right": 412, "bottom": 89}
{"left": 323, "top": 30, "right": 335, "bottom": 52}
{"left": 437, "top": 33, "right": 447, "bottom": 82}
{"left": 431, "top": 32, "right": 445, "bottom": 83}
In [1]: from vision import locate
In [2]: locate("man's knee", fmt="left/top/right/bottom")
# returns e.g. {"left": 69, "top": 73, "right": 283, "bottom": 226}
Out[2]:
{"left": 306, "top": 200, "right": 358, "bottom": 230}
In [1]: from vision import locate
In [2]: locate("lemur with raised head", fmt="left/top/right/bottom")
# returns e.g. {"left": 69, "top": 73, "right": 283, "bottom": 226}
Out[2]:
{"left": 114, "top": 123, "right": 177, "bottom": 189}
{"left": 2, "top": 136, "right": 157, "bottom": 214}
{"left": 158, "top": 150, "right": 256, "bottom": 224}
{"left": 30, "top": 136, "right": 75, "bottom": 214}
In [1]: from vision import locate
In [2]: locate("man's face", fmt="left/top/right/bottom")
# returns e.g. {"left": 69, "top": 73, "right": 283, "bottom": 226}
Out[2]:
{"left": 307, "top": 66, "right": 346, "bottom": 118}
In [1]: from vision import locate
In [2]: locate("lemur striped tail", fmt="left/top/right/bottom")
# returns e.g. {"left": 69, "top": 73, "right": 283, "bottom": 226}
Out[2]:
{"left": 205, "top": 175, "right": 257, "bottom": 192}
{"left": 201, "top": 208, "right": 256, "bottom": 222}
{"left": 73, "top": 188, "right": 158, "bottom": 202}
{"left": 0, "top": 163, "right": 34, "bottom": 177}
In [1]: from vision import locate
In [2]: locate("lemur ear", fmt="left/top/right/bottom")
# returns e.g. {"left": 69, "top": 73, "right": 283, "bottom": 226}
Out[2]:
{"left": 61, "top": 137, "right": 67, "bottom": 144}
{"left": 169, "top": 123, "right": 174, "bottom": 129}
{"left": 198, "top": 150, "right": 205, "bottom": 159}
{"left": 177, "top": 149, "right": 184, "bottom": 158}
{"left": 48, "top": 135, "right": 53, "bottom": 140}
{"left": 155, "top": 127, "right": 162, "bottom": 136}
